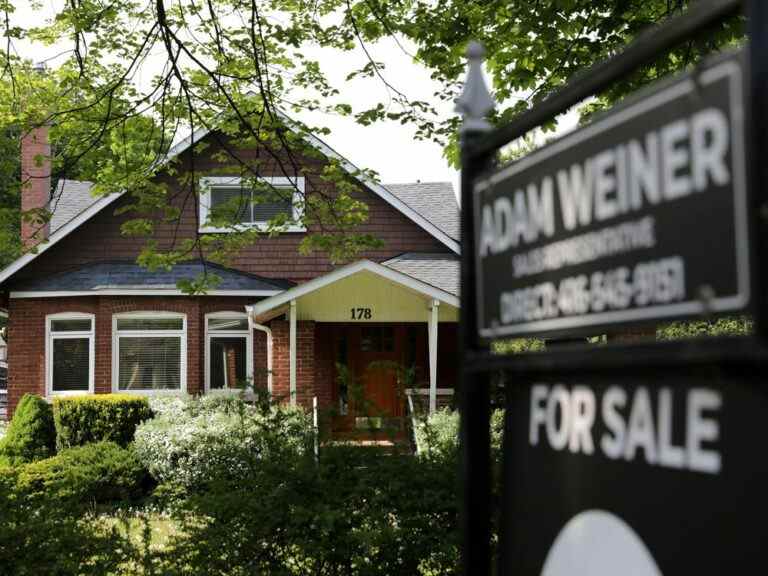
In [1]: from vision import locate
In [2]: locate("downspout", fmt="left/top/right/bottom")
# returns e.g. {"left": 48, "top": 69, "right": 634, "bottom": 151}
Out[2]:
{"left": 246, "top": 306, "right": 274, "bottom": 396}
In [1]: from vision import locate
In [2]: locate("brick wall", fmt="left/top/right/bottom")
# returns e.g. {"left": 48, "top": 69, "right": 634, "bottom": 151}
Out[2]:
{"left": 6, "top": 295, "right": 265, "bottom": 417}
{"left": 271, "top": 319, "right": 316, "bottom": 410}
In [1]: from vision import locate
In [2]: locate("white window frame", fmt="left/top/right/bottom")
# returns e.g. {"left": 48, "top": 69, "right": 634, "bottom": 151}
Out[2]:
{"left": 112, "top": 311, "right": 187, "bottom": 395}
{"left": 199, "top": 176, "right": 306, "bottom": 233}
{"left": 204, "top": 311, "right": 253, "bottom": 394}
{"left": 45, "top": 312, "right": 95, "bottom": 397}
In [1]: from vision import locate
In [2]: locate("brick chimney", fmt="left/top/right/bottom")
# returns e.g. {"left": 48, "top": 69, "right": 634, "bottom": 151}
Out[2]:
{"left": 20, "top": 125, "right": 51, "bottom": 249}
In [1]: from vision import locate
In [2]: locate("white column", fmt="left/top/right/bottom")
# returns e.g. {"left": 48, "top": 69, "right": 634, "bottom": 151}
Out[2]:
{"left": 428, "top": 299, "right": 439, "bottom": 414}
{"left": 289, "top": 299, "right": 297, "bottom": 406}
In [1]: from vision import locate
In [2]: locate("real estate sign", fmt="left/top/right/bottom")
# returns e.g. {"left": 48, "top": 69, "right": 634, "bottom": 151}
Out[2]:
{"left": 473, "top": 52, "right": 750, "bottom": 339}
{"left": 501, "top": 372, "right": 768, "bottom": 575}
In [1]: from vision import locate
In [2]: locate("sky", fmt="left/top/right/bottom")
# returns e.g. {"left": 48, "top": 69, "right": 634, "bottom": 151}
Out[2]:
{"left": 11, "top": 2, "right": 580, "bottom": 201}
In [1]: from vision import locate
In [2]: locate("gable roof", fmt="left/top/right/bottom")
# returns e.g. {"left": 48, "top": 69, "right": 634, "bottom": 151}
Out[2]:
{"left": 8, "top": 260, "right": 293, "bottom": 297}
{"left": 383, "top": 252, "right": 459, "bottom": 296}
{"left": 0, "top": 123, "right": 459, "bottom": 288}
{"left": 246, "top": 259, "right": 459, "bottom": 321}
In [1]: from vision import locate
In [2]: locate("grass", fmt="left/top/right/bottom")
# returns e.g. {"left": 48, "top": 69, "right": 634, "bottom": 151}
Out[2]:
{"left": 98, "top": 510, "right": 183, "bottom": 552}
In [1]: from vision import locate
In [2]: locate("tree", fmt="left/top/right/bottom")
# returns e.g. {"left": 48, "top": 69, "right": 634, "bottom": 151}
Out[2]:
{"left": 0, "top": 1, "right": 744, "bottom": 288}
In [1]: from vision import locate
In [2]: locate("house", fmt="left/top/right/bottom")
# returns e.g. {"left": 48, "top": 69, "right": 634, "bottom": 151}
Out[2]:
{"left": 0, "top": 120, "right": 461, "bottom": 432}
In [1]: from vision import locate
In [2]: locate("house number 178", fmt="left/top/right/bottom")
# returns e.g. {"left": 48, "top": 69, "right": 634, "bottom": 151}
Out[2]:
{"left": 351, "top": 307, "right": 372, "bottom": 320}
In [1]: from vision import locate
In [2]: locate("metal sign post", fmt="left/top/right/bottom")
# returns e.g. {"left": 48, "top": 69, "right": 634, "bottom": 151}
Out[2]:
{"left": 457, "top": 1, "right": 767, "bottom": 574}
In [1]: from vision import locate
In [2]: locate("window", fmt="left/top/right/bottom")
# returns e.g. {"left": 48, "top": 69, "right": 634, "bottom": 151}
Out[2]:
{"left": 361, "top": 327, "right": 395, "bottom": 352}
{"left": 205, "top": 313, "right": 252, "bottom": 392}
{"left": 113, "top": 313, "right": 186, "bottom": 393}
{"left": 46, "top": 313, "right": 94, "bottom": 395}
{"left": 199, "top": 176, "right": 305, "bottom": 233}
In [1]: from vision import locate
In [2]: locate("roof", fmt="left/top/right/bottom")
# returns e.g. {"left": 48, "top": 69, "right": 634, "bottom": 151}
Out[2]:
{"left": 382, "top": 183, "right": 459, "bottom": 241}
{"left": 8, "top": 261, "right": 293, "bottom": 297}
{"left": 49, "top": 179, "right": 95, "bottom": 234}
{"left": 246, "top": 259, "right": 459, "bottom": 321}
{"left": 0, "top": 123, "right": 460, "bottom": 288}
{"left": 383, "top": 252, "right": 459, "bottom": 296}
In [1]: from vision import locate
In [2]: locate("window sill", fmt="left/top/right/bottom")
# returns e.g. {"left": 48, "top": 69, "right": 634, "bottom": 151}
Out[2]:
{"left": 199, "top": 224, "right": 307, "bottom": 234}
{"left": 114, "top": 389, "right": 186, "bottom": 396}
{"left": 48, "top": 390, "right": 93, "bottom": 398}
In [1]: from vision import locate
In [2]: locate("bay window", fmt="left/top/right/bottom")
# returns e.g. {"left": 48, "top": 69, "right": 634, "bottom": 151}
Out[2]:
{"left": 113, "top": 313, "right": 186, "bottom": 393}
{"left": 46, "top": 313, "right": 95, "bottom": 395}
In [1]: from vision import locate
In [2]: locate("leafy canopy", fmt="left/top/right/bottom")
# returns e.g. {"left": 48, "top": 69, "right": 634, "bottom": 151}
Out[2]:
{"left": 0, "top": 1, "right": 744, "bottom": 288}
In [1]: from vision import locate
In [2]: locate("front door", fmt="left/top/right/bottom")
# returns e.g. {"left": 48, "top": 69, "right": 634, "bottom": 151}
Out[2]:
{"left": 330, "top": 325, "right": 405, "bottom": 432}
{"left": 357, "top": 326, "right": 403, "bottom": 419}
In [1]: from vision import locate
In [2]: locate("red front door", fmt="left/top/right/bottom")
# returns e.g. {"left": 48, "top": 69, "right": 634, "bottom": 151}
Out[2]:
{"left": 330, "top": 325, "right": 405, "bottom": 431}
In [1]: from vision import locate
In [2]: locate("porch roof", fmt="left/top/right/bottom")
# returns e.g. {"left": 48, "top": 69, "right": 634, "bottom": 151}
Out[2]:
{"left": 246, "top": 259, "right": 459, "bottom": 322}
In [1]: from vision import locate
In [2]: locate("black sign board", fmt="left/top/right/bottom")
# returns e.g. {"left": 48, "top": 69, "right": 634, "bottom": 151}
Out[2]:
{"left": 502, "top": 371, "right": 768, "bottom": 575}
{"left": 473, "top": 51, "right": 750, "bottom": 339}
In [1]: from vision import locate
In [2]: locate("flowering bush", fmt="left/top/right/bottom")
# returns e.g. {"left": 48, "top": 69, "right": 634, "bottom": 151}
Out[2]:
{"left": 134, "top": 397, "right": 312, "bottom": 489}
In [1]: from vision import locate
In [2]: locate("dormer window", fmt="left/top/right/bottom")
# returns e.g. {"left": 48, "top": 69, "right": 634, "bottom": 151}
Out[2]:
{"left": 199, "top": 176, "right": 305, "bottom": 233}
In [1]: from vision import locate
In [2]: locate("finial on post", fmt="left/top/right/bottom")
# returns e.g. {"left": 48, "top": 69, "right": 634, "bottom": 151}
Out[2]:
{"left": 456, "top": 41, "right": 495, "bottom": 135}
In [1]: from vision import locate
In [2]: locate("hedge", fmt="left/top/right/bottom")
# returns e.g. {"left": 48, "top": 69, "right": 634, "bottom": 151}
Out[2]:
{"left": 15, "top": 441, "right": 150, "bottom": 505}
{"left": 0, "top": 394, "right": 56, "bottom": 464}
{"left": 53, "top": 394, "right": 152, "bottom": 449}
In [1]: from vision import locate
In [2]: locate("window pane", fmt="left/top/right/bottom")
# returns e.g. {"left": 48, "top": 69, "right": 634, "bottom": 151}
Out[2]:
{"left": 119, "top": 337, "right": 181, "bottom": 390}
{"left": 208, "top": 317, "right": 249, "bottom": 331}
{"left": 51, "top": 319, "right": 92, "bottom": 332}
{"left": 117, "top": 318, "right": 183, "bottom": 331}
{"left": 52, "top": 338, "right": 90, "bottom": 391}
{"left": 210, "top": 337, "right": 247, "bottom": 389}
{"left": 210, "top": 187, "right": 251, "bottom": 224}
{"left": 251, "top": 197, "right": 293, "bottom": 223}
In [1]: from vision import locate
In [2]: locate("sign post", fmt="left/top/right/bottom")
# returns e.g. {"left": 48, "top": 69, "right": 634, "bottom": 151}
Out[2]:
{"left": 457, "top": 1, "right": 767, "bottom": 575}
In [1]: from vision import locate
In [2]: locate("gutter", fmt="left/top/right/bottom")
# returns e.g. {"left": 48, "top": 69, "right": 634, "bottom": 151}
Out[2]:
{"left": 247, "top": 306, "right": 273, "bottom": 395}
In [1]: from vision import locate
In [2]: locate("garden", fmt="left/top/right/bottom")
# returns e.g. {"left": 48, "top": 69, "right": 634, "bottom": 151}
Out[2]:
{"left": 0, "top": 391, "right": 499, "bottom": 575}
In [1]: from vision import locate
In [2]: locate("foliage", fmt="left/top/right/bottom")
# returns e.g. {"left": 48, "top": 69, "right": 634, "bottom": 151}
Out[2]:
{"left": 413, "top": 407, "right": 505, "bottom": 462}
{"left": 657, "top": 316, "right": 754, "bottom": 340}
{"left": 0, "top": 469, "right": 134, "bottom": 575}
{"left": 53, "top": 393, "right": 152, "bottom": 449}
{"left": 134, "top": 395, "right": 311, "bottom": 489}
{"left": 493, "top": 338, "right": 545, "bottom": 354}
{"left": 0, "top": 393, "right": 55, "bottom": 465}
{"left": 158, "top": 445, "right": 460, "bottom": 576}
{"left": 0, "top": 1, "right": 742, "bottom": 282}
{"left": 16, "top": 441, "right": 150, "bottom": 506}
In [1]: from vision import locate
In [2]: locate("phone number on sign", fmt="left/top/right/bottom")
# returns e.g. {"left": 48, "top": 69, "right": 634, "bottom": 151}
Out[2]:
{"left": 500, "top": 256, "right": 685, "bottom": 324}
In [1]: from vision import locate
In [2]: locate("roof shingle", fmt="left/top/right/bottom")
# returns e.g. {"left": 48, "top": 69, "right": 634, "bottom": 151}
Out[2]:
{"left": 383, "top": 252, "right": 459, "bottom": 296}
{"left": 11, "top": 261, "right": 294, "bottom": 293}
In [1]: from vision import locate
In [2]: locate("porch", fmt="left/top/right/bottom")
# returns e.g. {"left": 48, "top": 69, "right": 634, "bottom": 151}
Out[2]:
{"left": 246, "top": 259, "right": 460, "bottom": 427}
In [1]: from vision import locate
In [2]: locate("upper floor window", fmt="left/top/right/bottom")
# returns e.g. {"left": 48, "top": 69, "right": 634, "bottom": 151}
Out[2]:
{"left": 112, "top": 313, "right": 187, "bottom": 394}
{"left": 46, "top": 313, "right": 95, "bottom": 396}
{"left": 199, "top": 176, "right": 305, "bottom": 233}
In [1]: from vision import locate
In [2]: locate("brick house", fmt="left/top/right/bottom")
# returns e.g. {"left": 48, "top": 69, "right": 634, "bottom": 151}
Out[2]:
{"left": 0, "top": 122, "right": 460, "bottom": 432}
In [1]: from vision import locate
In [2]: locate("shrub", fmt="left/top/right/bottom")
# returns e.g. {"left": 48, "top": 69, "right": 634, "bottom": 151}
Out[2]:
{"left": 0, "top": 394, "right": 55, "bottom": 464}
{"left": 0, "top": 458, "right": 135, "bottom": 575}
{"left": 17, "top": 441, "right": 149, "bottom": 505}
{"left": 53, "top": 394, "right": 152, "bottom": 449}
{"left": 161, "top": 445, "right": 460, "bottom": 576}
{"left": 414, "top": 408, "right": 505, "bottom": 461}
{"left": 134, "top": 396, "right": 312, "bottom": 489}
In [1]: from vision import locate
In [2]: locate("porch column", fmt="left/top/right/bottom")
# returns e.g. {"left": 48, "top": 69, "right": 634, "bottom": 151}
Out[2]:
{"left": 289, "top": 299, "right": 297, "bottom": 406}
{"left": 428, "top": 299, "right": 439, "bottom": 413}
